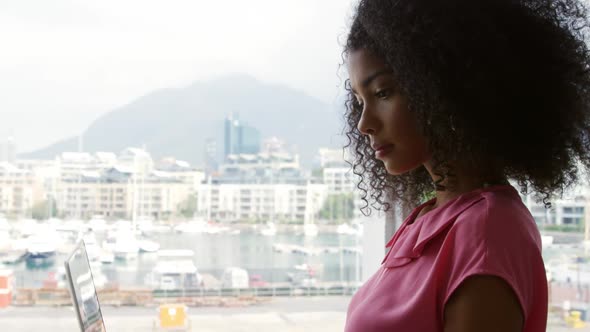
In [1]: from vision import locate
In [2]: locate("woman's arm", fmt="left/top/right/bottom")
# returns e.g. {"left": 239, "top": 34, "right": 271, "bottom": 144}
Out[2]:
{"left": 444, "top": 275, "right": 524, "bottom": 332}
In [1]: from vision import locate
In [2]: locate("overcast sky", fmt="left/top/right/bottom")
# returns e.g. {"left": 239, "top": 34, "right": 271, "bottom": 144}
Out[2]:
{"left": 0, "top": 0, "right": 355, "bottom": 152}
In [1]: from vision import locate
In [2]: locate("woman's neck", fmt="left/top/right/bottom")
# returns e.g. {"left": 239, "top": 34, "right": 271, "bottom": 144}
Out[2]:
{"left": 423, "top": 161, "right": 507, "bottom": 211}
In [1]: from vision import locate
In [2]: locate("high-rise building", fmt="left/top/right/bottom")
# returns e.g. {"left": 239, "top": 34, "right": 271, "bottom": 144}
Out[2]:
{"left": 0, "top": 136, "right": 16, "bottom": 163}
{"left": 224, "top": 113, "right": 240, "bottom": 157}
{"left": 224, "top": 113, "right": 261, "bottom": 159}
{"left": 262, "top": 137, "right": 287, "bottom": 154}
{"left": 204, "top": 138, "right": 218, "bottom": 174}
{"left": 238, "top": 125, "right": 261, "bottom": 154}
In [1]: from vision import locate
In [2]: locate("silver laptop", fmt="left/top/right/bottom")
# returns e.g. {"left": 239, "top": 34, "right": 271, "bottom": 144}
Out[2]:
{"left": 64, "top": 241, "right": 107, "bottom": 332}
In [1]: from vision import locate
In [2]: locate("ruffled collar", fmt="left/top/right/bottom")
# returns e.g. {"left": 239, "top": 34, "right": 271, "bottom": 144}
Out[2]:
{"left": 381, "top": 184, "right": 517, "bottom": 268}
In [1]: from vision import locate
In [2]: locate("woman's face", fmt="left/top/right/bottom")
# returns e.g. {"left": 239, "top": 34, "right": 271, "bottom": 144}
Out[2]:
{"left": 348, "top": 49, "right": 430, "bottom": 175}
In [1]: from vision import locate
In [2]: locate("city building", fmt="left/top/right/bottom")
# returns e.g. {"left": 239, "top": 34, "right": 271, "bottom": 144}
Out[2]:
{"left": 117, "top": 147, "right": 154, "bottom": 174}
{"left": 0, "top": 136, "right": 16, "bottom": 163}
{"left": 261, "top": 137, "right": 288, "bottom": 154}
{"left": 317, "top": 148, "right": 363, "bottom": 219}
{"left": 521, "top": 183, "right": 590, "bottom": 227}
{"left": 203, "top": 138, "right": 218, "bottom": 174}
{"left": 155, "top": 158, "right": 205, "bottom": 192}
{"left": 56, "top": 152, "right": 115, "bottom": 181}
{"left": 224, "top": 114, "right": 261, "bottom": 158}
{"left": 19, "top": 147, "right": 201, "bottom": 220}
{"left": 196, "top": 180, "right": 327, "bottom": 223}
{"left": 318, "top": 148, "right": 350, "bottom": 168}
{"left": 220, "top": 153, "right": 302, "bottom": 183}
{"left": 57, "top": 166, "right": 192, "bottom": 220}
{"left": 323, "top": 167, "right": 355, "bottom": 194}
{"left": 197, "top": 151, "right": 328, "bottom": 223}
{"left": 0, "top": 162, "right": 39, "bottom": 218}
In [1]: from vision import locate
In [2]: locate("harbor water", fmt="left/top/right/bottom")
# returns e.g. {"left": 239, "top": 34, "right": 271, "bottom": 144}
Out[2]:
{"left": 10, "top": 230, "right": 363, "bottom": 289}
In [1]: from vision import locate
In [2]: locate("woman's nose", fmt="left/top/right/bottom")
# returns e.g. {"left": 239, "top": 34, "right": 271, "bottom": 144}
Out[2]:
{"left": 357, "top": 105, "right": 378, "bottom": 135}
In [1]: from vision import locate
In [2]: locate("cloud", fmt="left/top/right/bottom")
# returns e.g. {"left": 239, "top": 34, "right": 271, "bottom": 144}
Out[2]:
{"left": 0, "top": 0, "right": 356, "bottom": 152}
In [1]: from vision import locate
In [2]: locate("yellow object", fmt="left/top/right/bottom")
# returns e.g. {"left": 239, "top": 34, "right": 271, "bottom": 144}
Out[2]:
{"left": 154, "top": 304, "right": 191, "bottom": 331}
{"left": 566, "top": 310, "right": 586, "bottom": 329}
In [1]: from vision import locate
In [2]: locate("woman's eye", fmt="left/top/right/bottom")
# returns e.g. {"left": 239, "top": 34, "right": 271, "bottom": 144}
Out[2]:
{"left": 375, "top": 89, "right": 390, "bottom": 99}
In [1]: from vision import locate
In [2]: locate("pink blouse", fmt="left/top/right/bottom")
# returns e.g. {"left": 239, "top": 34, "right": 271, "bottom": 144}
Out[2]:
{"left": 345, "top": 185, "right": 548, "bottom": 331}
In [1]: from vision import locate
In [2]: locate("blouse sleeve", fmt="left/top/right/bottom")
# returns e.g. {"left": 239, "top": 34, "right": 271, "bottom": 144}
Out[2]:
{"left": 440, "top": 198, "right": 547, "bottom": 324}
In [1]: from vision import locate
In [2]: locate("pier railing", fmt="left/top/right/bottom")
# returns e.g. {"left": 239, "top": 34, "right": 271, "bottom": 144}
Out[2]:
{"left": 152, "top": 283, "right": 361, "bottom": 298}
{"left": 11, "top": 283, "right": 361, "bottom": 307}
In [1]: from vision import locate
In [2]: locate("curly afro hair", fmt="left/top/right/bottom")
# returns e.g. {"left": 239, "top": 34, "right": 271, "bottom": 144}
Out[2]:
{"left": 344, "top": 0, "right": 590, "bottom": 213}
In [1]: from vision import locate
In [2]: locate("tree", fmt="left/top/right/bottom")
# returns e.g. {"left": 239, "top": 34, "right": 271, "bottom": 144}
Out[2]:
{"left": 320, "top": 193, "right": 355, "bottom": 223}
{"left": 31, "top": 198, "right": 58, "bottom": 220}
{"left": 177, "top": 194, "right": 197, "bottom": 218}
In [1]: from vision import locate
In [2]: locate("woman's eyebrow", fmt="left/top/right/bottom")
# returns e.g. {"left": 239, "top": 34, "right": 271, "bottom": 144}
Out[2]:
{"left": 351, "top": 69, "right": 393, "bottom": 93}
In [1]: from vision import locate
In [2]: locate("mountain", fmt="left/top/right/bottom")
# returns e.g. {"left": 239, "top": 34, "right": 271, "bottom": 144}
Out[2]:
{"left": 21, "top": 74, "right": 345, "bottom": 167}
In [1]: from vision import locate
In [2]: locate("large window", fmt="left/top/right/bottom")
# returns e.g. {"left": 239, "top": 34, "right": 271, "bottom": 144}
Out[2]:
{"left": 1, "top": 1, "right": 585, "bottom": 331}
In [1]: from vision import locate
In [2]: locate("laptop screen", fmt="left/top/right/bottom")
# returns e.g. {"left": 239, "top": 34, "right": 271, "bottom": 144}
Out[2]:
{"left": 65, "top": 241, "right": 106, "bottom": 332}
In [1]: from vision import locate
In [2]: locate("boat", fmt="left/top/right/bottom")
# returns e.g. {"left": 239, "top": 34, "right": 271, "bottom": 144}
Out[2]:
{"left": 174, "top": 219, "right": 230, "bottom": 234}
{"left": 26, "top": 232, "right": 60, "bottom": 268}
{"left": 0, "top": 215, "right": 11, "bottom": 232}
{"left": 109, "top": 227, "right": 140, "bottom": 261}
{"left": 287, "top": 264, "right": 318, "bottom": 287}
{"left": 303, "top": 223, "right": 319, "bottom": 237}
{"left": 79, "top": 232, "right": 101, "bottom": 261}
{"left": 10, "top": 237, "right": 29, "bottom": 252}
{"left": 221, "top": 267, "right": 249, "bottom": 289}
{"left": 16, "top": 219, "right": 39, "bottom": 237}
{"left": 104, "top": 222, "right": 141, "bottom": 260}
{"left": 145, "top": 250, "right": 203, "bottom": 289}
{"left": 204, "top": 223, "right": 231, "bottom": 234}
{"left": 138, "top": 238, "right": 161, "bottom": 253}
{"left": 174, "top": 219, "right": 208, "bottom": 234}
{"left": 53, "top": 265, "right": 107, "bottom": 289}
{"left": 87, "top": 215, "right": 109, "bottom": 232}
{"left": 111, "top": 219, "right": 135, "bottom": 234}
{"left": 322, "top": 247, "right": 340, "bottom": 254}
{"left": 99, "top": 250, "right": 115, "bottom": 264}
{"left": 541, "top": 234, "right": 554, "bottom": 248}
{"left": 55, "top": 219, "right": 86, "bottom": 234}
{"left": 342, "top": 246, "right": 363, "bottom": 255}
{"left": 337, "top": 223, "right": 358, "bottom": 235}
{"left": 0, "top": 231, "right": 11, "bottom": 253}
{"left": 272, "top": 243, "right": 291, "bottom": 253}
{"left": 0, "top": 250, "right": 27, "bottom": 265}
{"left": 91, "top": 270, "right": 108, "bottom": 289}
{"left": 259, "top": 222, "right": 277, "bottom": 236}
{"left": 113, "top": 238, "right": 139, "bottom": 261}
{"left": 249, "top": 274, "right": 269, "bottom": 288}
{"left": 137, "top": 219, "right": 170, "bottom": 234}
{"left": 291, "top": 246, "right": 319, "bottom": 256}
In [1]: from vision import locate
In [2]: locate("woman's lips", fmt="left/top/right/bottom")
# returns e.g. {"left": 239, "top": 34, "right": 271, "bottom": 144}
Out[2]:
{"left": 375, "top": 144, "right": 394, "bottom": 159}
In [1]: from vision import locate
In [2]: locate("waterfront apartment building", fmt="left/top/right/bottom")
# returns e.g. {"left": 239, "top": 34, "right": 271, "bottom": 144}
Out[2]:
{"left": 57, "top": 166, "right": 192, "bottom": 220}
{"left": 196, "top": 181, "right": 328, "bottom": 223}
{"left": 323, "top": 167, "right": 355, "bottom": 194}
{"left": 56, "top": 152, "right": 117, "bottom": 181}
{"left": 0, "top": 162, "right": 39, "bottom": 218}
{"left": 198, "top": 152, "right": 328, "bottom": 223}
{"left": 318, "top": 148, "right": 364, "bottom": 219}
{"left": 51, "top": 148, "right": 202, "bottom": 220}
{"left": 155, "top": 158, "right": 205, "bottom": 192}
{"left": 220, "top": 153, "right": 300, "bottom": 177}
{"left": 317, "top": 147, "right": 361, "bottom": 196}
{"left": 521, "top": 184, "right": 589, "bottom": 227}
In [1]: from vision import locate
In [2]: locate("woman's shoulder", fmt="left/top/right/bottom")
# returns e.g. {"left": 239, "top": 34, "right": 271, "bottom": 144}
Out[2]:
{"left": 451, "top": 185, "right": 542, "bottom": 252}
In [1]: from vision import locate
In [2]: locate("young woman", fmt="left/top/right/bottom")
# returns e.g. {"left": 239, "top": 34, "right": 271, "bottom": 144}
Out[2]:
{"left": 343, "top": 0, "right": 590, "bottom": 331}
